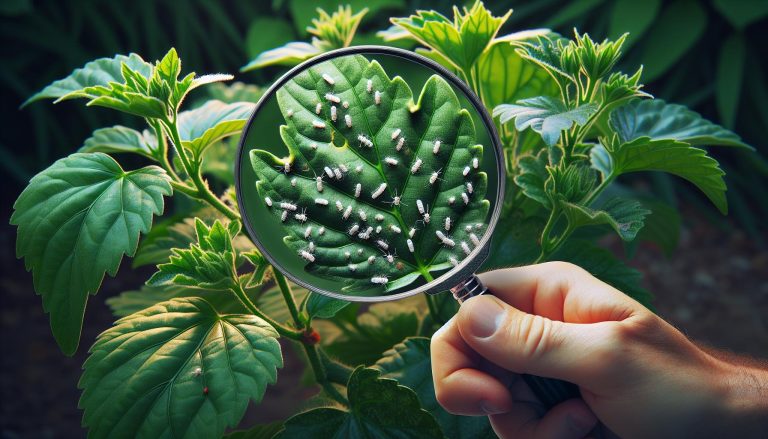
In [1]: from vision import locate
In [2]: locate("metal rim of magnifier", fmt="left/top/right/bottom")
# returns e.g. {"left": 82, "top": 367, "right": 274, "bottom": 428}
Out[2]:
{"left": 235, "top": 45, "right": 505, "bottom": 302}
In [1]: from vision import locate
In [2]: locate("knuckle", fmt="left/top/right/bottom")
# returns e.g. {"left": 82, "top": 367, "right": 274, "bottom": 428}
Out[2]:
{"left": 542, "top": 260, "right": 583, "bottom": 274}
{"left": 509, "top": 313, "right": 554, "bottom": 366}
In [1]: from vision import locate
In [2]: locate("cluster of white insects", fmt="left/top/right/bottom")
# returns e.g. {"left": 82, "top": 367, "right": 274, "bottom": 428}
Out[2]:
{"left": 266, "top": 70, "right": 485, "bottom": 287}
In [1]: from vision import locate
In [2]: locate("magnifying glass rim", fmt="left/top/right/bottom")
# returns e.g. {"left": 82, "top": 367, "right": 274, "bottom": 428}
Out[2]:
{"left": 235, "top": 45, "right": 505, "bottom": 302}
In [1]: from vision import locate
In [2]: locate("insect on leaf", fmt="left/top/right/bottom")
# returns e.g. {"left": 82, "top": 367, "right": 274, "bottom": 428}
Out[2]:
{"left": 79, "top": 297, "right": 282, "bottom": 439}
{"left": 10, "top": 152, "right": 172, "bottom": 355}
{"left": 249, "top": 54, "right": 490, "bottom": 292}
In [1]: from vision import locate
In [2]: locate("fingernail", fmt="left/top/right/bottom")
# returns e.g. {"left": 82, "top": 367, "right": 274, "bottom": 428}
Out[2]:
{"left": 467, "top": 296, "right": 505, "bottom": 338}
{"left": 481, "top": 401, "right": 506, "bottom": 415}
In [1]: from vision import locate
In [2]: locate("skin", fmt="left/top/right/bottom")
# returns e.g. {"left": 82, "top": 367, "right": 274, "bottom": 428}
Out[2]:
{"left": 431, "top": 262, "right": 768, "bottom": 439}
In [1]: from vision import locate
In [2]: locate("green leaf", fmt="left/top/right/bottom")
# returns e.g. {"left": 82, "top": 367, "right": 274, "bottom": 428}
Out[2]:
{"left": 608, "top": 0, "right": 661, "bottom": 48}
{"left": 559, "top": 197, "right": 651, "bottom": 241}
{"left": 716, "top": 34, "right": 745, "bottom": 129}
{"left": 177, "top": 100, "right": 255, "bottom": 157}
{"left": 241, "top": 42, "right": 322, "bottom": 72}
{"left": 604, "top": 136, "right": 728, "bottom": 213}
{"left": 106, "top": 284, "right": 248, "bottom": 317}
{"left": 639, "top": 0, "right": 707, "bottom": 81}
{"left": 552, "top": 239, "right": 654, "bottom": 310}
{"left": 203, "top": 82, "right": 264, "bottom": 104}
{"left": 79, "top": 125, "right": 158, "bottom": 159}
{"left": 80, "top": 297, "right": 282, "bottom": 438}
{"left": 589, "top": 142, "right": 613, "bottom": 179}
{"left": 305, "top": 293, "right": 350, "bottom": 319}
{"left": 391, "top": 2, "right": 511, "bottom": 73}
{"left": 515, "top": 149, "right": 551, "bottom": 207}
{"left": 494, "top": 96, "right": 599, "bottom": 146}
{"left": 11, "top": 152, "right": 171, "bottom": 355}
{"left": 225, "top": 422, "right": 285, "bottom": 439}
{"left": 249, "top": 54, "right": 490, "bottom": 292}
{"left": 477, "top": 37, "right": 559, "bottom": 111}
{"left": 148, "top": 219, "right": 240, "bottom": 290}
{"left": 276, "top": 367, "right": 442, "bottom": 439}
{"left": 134, "top": 207, "right": 252, "bottom": 269}
{"left": 608, "top": 99, "right": 751, "bottom": 148}
{"left": 545, "top": 162, "right": 597, "bottom": 204}
{"left": 376, "top": 338, "right": 494, "bottom": 439}
{"left": 322, "top": 302, "right": 419, "bottom": 366}
{"left": 23, "top": 53, "right": 152, "bottom": 106}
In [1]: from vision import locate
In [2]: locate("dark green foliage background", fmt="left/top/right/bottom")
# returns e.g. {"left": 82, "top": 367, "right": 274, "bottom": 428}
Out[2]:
{"left": 2, "top": 0, "right": 766, "bottom": 233}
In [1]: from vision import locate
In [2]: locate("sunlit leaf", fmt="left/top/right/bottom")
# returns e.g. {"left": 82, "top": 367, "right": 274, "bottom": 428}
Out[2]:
{"left": 177, "top": 100, "right": 255, "bottom": 157}
{"left": 80, "top": 298, "right": 282, "bottom": 438}
{"left": 79, "top": 125, "right": 158, "bottom": 159}
{"left": 11, "top": 153, "right": 171, "bottom": 354}
{"left": 494, "top": 96, "right": 599, "bottom": 146}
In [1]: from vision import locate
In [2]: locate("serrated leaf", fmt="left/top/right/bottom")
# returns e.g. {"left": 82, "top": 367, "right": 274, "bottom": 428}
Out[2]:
{"left": 106, "top": 284, "right": 248, "bottom": 317}
{"left": 322, "top": 302, "right": 419, "bottom": 366}
{"left": 560, "top": 197, "right": 650, "bottom": 241}
{"left": 79, "top": 125, "right": 158, "bottom": 159}
{"left": 148, "top": 219, "right": 239, "bottom": 290}
{"left": 609, "top": 99, "right": 751, "bottom": 149}
{"left": 80, "top": 297, "right": 282, "bottom": 438}
{"left": 494, "top": 96, "right": 599, "bottom": 146}
{"left": 305, "top": 292, "right": 350, "bottom": 319}
{"left": 391, "top": 3, "right": 511, "bottom": 73}
{"left": 477, "top": 38, "right": 559, "bottom": 111}
{"left": 515, "top": 149, "right": 551, "bottom": 207}
{"left": 23, "top": 53, "right": 152, "bottom": 106}
{"left": 177, "top": 100, "right": 255, "bottom": 157}
{"left": 241, "top": 42, "right": 322, "bottom": 72}
{"left": 11, "top": 152, "right": 171, "bottom": 355}
{"left": 276, "top": 366, "right": 442, "bottom": 439}
{"left": 605, "top": 136, "right": 728, "bottom": 213}
{"left": 552, "top": 239, "right": 654, "bottom": 309}
{"left": 589, "top": 142, "right": 613, "bottom": 179}
{"left": 375, "top": 337, "right": 494, "bottom": 439}
{"left": 249, "top": 55, "right": 489, "bottom": 292}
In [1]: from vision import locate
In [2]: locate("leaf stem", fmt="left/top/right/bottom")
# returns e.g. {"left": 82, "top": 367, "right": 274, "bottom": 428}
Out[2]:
{"left": 230, "top": 282, "right": 303, "bottom": 340}
{"left": 273, "top": 271, "right": 303, "bottom": 328}
{"left": 535, "top": 203, "right": 560, "bottom": 263}
{"left": 160, "top": 116, "right": 240, "bottom": 221}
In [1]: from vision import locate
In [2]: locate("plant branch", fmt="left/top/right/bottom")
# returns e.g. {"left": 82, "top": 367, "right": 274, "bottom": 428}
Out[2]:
{"left": 273, "top": 271, "right": 303, "bottom": 328}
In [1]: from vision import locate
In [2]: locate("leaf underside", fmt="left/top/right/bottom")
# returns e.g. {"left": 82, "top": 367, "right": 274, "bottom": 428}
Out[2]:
{"left": 79, "top": 297, "right": 282, "bottom": 439}
{"left": 11, "top": 152, "right": 171, "bottom": 355}
{"left": 249, "top": 54, "right": 490, "bottom": 293}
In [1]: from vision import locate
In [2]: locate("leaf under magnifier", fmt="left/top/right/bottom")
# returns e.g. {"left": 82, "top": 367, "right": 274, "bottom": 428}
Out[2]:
{"left": 249, "top": 54, "right": 490, "bottom": 292}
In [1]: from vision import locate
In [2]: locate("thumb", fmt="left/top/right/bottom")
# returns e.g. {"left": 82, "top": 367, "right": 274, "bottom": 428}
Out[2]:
{"left": 456, "top": 295, "right": 612, "bottom": 384}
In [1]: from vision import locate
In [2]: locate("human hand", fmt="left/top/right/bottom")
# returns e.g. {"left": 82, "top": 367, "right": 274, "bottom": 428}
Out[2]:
{"left": 431, "top": 262, "right": 768, "bottom": 439}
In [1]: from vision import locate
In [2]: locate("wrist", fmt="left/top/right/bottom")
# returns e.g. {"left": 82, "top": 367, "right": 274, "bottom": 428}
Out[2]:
{"left": 715, "top": 359, "right": 768, "bottom": 437}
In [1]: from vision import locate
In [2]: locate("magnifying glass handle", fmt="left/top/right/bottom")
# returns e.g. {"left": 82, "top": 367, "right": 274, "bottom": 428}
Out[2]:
{"left": 450, "top": 274, "right": 581, "bottom": 411}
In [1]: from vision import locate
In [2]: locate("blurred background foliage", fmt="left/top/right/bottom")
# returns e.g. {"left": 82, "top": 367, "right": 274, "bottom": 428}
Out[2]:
{"left": 2, "top": 0, "right": 766, "bottom": 235}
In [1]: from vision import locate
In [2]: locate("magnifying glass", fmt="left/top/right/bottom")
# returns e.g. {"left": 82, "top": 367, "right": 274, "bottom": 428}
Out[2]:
{"left": 235, "top": 46, "right": 578, "bottom": 410}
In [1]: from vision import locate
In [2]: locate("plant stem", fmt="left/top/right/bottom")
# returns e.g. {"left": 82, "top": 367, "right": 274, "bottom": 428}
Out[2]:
{"left": 273, "top": 271, "right": 303, "bottom": 328}
{"left": 273, "top": 270, "right": 349, "bottom": 406}
{"left": 230, "top": 282, "right": 303, "bottom": 340}
{"left": 535, "top": 204, "right": 560, "bottom": 263}
{"left": 319, "top": 348, "right": 353, "bottom": 384}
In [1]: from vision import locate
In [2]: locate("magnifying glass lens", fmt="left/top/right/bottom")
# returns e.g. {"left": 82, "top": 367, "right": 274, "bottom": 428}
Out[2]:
{"left": 237, "top": 49, "right": 502, "bottom": 301}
